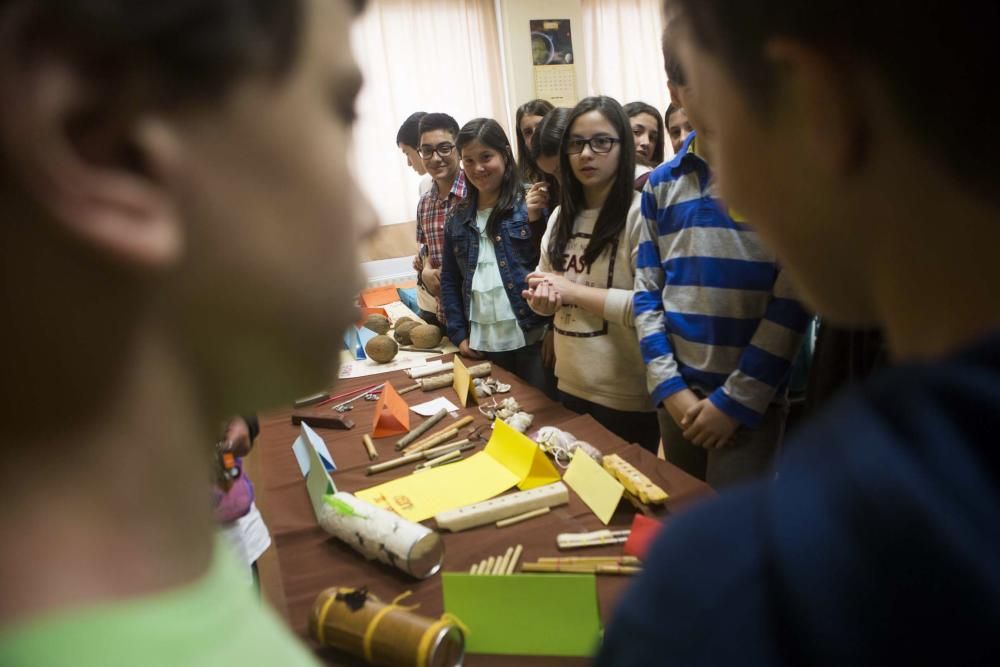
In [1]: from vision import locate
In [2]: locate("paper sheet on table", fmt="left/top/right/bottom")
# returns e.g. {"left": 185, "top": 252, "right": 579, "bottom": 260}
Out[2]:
{"left": 442, "top": 573, "right": 602, "bottom": 656}
{"left": 563, "top": 448, "right": 624, "bottom": 525}
{"left": 355, "top": 420, "right": 560, "bottom": 521}
{"left": 410, "top": 396, "right": 460, "bottom": 416}
{"left": 338, "top": 349, "right": 447, "bottom": 379}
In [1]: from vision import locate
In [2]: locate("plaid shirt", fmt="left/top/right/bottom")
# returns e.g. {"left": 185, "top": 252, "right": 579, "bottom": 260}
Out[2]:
{"left": 416, "top": 170, "right": 467, "bottom": 322}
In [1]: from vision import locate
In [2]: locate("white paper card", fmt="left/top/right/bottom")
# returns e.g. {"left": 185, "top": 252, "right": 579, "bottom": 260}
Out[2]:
{"left": 411, "top": 396, "right": 461, "bottom": 417}
{"left": 218, "top": 502, "right": 272, "bottom": 587}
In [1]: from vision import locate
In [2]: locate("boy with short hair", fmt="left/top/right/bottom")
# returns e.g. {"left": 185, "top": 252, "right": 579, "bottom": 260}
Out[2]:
{"left": 414, "top": 112, "right": 466, "bottom": 328}
{"left": 0, "top": 0, "right": 374, "bottom": 663}
{"left": 396, "top": 111, "right": 433, "bottom": 196}
{"left": 601, "top": 1, "right": 1000, "bottom": 664}
{"left": 634, "top": 41, "right": 809, "bottom": 488}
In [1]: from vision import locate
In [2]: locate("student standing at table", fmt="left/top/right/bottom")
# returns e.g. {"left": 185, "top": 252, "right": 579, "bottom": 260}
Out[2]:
{"left": 439, "top": 119, "right": 554, "bottom": 393}
{"left": 414, "top": 113, "right": 467, "bottom": 329}
{"left": 0, "top": 0, "right": 374, "bottom": 664}
{"left": 664, "top": 102, "right": 693, "bottom": 156}
{"left": 634, "top": 43, "right": 808, "bottom": 488}
{"left": 623, "top": 101, "right": 666, "bottom": 190}
{"left": 600, "top": 1, "right": 1000, "bottom": 663}
{"left": 515, "top": 98, "right": 556, "bottom": 185}
{"left": 396, "top": 111, "right": 439, "bottom": 321}
{"left": 530, "top": 107, "right": 573, "bottom": 370}
{"left": 524, "top": 97, "right": 659, "bottom": 453}
{"left": 396, "top": 111, "right": 432, "bottom": 195}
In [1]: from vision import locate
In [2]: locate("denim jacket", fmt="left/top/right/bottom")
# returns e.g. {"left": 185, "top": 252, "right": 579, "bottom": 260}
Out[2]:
{"left": 440, "top": 192, "right": 550, "bottom": 347}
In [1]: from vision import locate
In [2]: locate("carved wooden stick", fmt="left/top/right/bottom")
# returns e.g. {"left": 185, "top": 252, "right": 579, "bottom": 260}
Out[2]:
{"left": 395, "top": 408, "right": 448, "bottom": 450}
{"left": 417, "top": 362, "right": 492, "bottom": 391}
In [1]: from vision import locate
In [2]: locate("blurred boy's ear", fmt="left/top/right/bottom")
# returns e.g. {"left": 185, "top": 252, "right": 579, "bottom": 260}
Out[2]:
{"left": 0, "top": 12, "right": 184, "bottom": 269}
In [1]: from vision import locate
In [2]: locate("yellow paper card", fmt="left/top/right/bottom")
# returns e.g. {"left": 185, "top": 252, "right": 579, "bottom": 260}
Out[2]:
{"left": 563, "top": 449, "right": 624, "bottom": 525}
{"left": 484, "top": 419, "right": 561, "bottom": 490}
{"left": 452, "top": 356, "right": 478, "bottom": 407}
{"left": 355, "top": 452, "right": 520, "bottom": 521}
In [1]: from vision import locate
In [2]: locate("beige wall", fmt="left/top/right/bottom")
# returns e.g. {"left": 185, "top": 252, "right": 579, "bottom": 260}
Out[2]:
{"left": 361, "top": 221, "right": 417, "bottom": 262}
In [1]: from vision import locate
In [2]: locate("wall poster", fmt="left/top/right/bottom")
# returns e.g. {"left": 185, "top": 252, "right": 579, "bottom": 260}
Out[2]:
{"left": 530, "top": 19, "right": 577, "bottom": 106}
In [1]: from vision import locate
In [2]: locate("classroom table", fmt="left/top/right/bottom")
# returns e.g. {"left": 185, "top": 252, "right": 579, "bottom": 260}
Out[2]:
{"left": 249, "top": 355, "right": 714, "bottom": 666}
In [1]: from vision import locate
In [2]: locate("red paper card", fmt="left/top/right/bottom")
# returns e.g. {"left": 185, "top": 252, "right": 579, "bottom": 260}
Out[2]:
{"left": 624, "top": 514, "right": 666, "bottom": 561}
{"left": 371, "top": 382, "right": 411, "bottom": 438}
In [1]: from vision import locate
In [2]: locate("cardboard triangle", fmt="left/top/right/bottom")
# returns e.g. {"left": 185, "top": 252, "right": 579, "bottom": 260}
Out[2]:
{"left": 519, "top": 444, "right": 563, "bottom": 490}
{"left": 484, "top": 419, "right": 561, "bottom": 490}
{"left": 452, "top": 356, "right": 479, "bottom": 407}
{"left": 372, "top": 381, "right": 411, "bottom": 438}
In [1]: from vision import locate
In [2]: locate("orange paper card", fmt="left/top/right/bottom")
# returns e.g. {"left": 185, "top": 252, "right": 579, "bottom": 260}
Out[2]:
{"left": 372, "top": 382, "right": 411, "bottom": 437}
{"left": 360, "top": 285, "right": 400, "bottom": 308}
{"left": 452, "top": 356, "right": 478, "bottom": 407}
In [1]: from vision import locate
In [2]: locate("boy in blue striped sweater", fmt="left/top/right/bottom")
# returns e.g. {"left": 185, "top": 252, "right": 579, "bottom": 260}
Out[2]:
{"left": 634, "top": 52, "right": 809, "bottom": 487}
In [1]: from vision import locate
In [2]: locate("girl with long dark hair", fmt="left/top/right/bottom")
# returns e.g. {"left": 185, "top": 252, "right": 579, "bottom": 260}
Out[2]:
{"left": 440, "top": 119, "right": 555, "bottom": 392}
{"left": 523, "top": 97, "right": 658, "bottom": 452}
{"left": 516, "top": 98, "right": 555, "bottom": 184}
{"left": 530, "top": 107, "right": 572, "bottom": 369}
{"left": 624, "top": 101, "right": 666, "bottom": 191}
{"left": 531, "top": 107, "right": 572, "bottom": 214}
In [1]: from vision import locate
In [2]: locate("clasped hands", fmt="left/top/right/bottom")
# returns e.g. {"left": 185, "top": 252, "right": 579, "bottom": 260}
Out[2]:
{"left": 664, "top": 389, "right": 740, "bottom": 449}
{"left": 522, "top": 271, "right": 575, "bottom": 316}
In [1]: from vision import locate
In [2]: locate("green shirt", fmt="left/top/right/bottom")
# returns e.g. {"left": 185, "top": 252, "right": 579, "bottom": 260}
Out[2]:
{"left": 0, "top": 542, "right": 318, "bottom": 666}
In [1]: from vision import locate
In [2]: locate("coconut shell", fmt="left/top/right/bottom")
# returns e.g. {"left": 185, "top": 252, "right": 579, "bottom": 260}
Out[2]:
{"left": 365, "top": 335, "right": 399, "bottom": 363}
{"left": 363, "top": 314, "right": 391, "bottom": 335}
{"left": 394, "top": 316, "right": 415, "bottom": 328}
{"left": 409, "top": 324, "right": 443, "bottom": 349}
{"left": 393, "top": 320, "right": 419, "bottom": 345}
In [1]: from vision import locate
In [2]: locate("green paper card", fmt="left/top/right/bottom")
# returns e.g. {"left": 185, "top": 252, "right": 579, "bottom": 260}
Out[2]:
{"left": 442, "top": 573, "right": 602, "bottom": 657}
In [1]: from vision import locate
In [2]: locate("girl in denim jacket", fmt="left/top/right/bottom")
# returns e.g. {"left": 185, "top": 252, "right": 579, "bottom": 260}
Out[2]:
{"left": 440, "top": 118, "right": 555, "bottom": 394}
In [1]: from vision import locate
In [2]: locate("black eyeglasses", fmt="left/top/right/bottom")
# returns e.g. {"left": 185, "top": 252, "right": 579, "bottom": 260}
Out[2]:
{"left": 565, "top": 136, "right": 620, "bottom": 155}
{"left": 417, "top": 142, "right": 455, "bottom": 160}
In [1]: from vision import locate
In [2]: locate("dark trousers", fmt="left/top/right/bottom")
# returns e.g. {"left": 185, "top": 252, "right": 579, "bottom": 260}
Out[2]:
{"left": 658, "top": 402, "right": 788, "bottom": 489}
{"left": 559, "top": 391, "right": 660, "bottom": 454}
{"left": 419, "top": 310, "right": 444, "bottom": 330}
{"left": 485, "top": 341, "right": 558, "bottom": 401}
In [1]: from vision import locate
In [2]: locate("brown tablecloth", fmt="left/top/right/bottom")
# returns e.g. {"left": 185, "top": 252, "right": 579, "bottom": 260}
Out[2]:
{"left": 250, "top": 355, "right": 713, "bottom": 666}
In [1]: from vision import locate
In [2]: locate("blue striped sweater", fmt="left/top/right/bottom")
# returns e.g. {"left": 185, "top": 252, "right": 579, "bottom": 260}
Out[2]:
{"left": 634, "top": 133, "right": 810, "bottom": 426}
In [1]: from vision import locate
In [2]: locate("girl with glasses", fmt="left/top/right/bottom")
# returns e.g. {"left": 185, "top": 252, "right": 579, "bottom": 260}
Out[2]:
{"left": 523, "top": 96, "right": 659, "bottom": 453}
{"left": 439, "top": 119, "right": 557, "bottom": 395}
